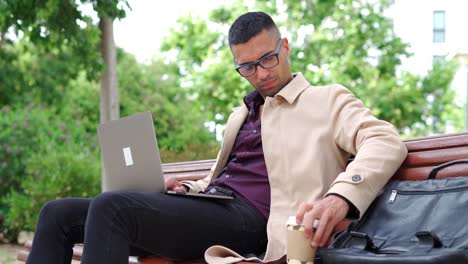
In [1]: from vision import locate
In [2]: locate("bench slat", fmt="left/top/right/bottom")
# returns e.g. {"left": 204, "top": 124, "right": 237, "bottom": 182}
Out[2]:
{"left": 162, "top": 160, "right": 215, "bottom": 172}
{"left": 404, "top": 133, "right": 468, "bottom": 151}
{"left": 162, "top": 159, "right": 214, "bottom": 181}
{"left": 402, "top": 146, "right": 468, "bottom": 166}
{"left": 393, "top": 133, "right": 468, "bottom": 180}
{"left": 394, "top": 163, "right": 468, "bottom": 181}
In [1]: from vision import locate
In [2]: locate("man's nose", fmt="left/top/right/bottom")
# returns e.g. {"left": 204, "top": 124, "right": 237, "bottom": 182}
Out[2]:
{"left": 256, "top": 65, "right": 269, "bottom": 80}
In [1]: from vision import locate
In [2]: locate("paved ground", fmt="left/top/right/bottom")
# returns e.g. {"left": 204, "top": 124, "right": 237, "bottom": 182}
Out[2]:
{"left": 0, "top": 243, "right": 22, "bottom": 264}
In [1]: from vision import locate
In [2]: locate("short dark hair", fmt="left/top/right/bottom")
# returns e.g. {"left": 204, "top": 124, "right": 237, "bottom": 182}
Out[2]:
{"left": 228, "top": 12, "right": 280, "bottom": 46}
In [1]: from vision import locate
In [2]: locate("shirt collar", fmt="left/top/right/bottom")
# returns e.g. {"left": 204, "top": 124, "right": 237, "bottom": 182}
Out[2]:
{"left": 243, "top": 90, "right": 264, "bottom": 117}
{"left": 242, "top": 72, "right": 310, "bottom": 113}
{"left": 275, "top": 72, "right": 311, "bottom": 104}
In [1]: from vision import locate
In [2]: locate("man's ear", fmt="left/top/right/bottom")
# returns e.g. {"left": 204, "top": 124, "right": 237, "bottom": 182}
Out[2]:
{"left": 283, "top": 38, "right": 291, "bottom": 57}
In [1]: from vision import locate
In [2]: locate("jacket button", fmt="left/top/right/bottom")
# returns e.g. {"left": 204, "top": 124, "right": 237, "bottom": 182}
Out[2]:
{"left": 352, "top": 175, "right": 362, "bottom": 182}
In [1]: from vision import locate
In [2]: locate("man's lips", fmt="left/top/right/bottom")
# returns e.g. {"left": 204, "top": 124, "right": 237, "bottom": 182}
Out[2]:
{"left": 259, "top": 79, "right": 276, "bottom": 90}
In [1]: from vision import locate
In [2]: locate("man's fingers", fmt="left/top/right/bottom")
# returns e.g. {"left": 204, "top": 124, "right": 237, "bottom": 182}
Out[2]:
{"left": 320, "top": 223, "right": 335, "bottom": 247}
{"left": 296, "top": 202, "right": 313, "bottom": 225}
{"left": 299, "top": 195, "right": 350, "bottom": 247}
{"left": 311, "top": 210, "right": 335, "bottom": 247}
{"left": 165, "top": 178, "right": 182, "bottom": 191}
{"left": 302, "top": 208, "right": 320, "bottom": 238}
{"left": 173, "top": 186, "right": 187, "bottom": 193}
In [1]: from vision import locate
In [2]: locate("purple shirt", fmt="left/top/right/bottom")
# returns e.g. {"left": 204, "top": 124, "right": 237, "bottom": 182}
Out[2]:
{"left": 208, "top": 91, "right": 270, "bottom": 219}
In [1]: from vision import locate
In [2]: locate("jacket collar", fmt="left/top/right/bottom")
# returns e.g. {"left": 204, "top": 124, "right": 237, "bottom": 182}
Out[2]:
{"left": 274, "top": 72, "right": 311, "bottom": 104}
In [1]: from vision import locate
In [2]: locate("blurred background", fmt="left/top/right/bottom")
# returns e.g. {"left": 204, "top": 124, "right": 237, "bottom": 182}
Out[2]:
{"left": 0, "top": 0, "right": 467, "bottom": 261}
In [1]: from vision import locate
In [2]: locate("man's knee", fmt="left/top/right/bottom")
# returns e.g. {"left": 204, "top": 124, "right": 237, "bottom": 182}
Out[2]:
{"left": 87, "top": 192, "right": 142, "bottom": 235}
{"left": 88, "top": 192, "right": 130, "bottom": 219}
{"left": 37, "top": 199, "right": 74, "bottom": 227}
{"left": 37, "top": 198, "right": 90, "bottom": 230}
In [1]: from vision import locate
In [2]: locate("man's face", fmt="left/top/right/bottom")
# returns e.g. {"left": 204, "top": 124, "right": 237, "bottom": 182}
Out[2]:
{"left": 231, "top": 30, "right": 292, "bottom": 99}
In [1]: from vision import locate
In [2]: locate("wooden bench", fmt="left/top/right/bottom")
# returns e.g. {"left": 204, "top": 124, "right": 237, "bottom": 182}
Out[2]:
{"left": 17, "top": 131, "right": 468, "bottom": 264}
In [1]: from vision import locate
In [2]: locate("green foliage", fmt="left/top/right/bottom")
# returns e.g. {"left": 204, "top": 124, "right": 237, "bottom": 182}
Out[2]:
{"left": 0, "top": 105, "right": 53, "bottom": 195}
{"left": 0, "top": 40, "right": 90, "bottom": 107}
{"left": 0, "top": 0, "right": 104, "bottom": 80}
{"left": 61, "top": 72, "right": 101, "bottom": 134}
{"left": 0, "top": 105, "right": 100, "bottom": 240}
{"left": 161, "top": 3, "right": 251, "bottom": 124}
{"left": 0, "top": 44, "right": 22, "bottom": 106}
{"left": 407, "top": 58, "right": 462, "bottom": 136}
{"left": 2, "top": 143, "right": 101, "bottom": 238}
{"left": 116, "top": 49, "right": 219, "bottom": 160}
{"left": 60, "top": 49, "right": 220, "bottom": 161}
{"left": 92, "top": 0, "right": 130, "bottom": 18}
{"left": 0, "top": 0, "right": 130, "bottom": 100}
{"left": 0, "top": 105, "right": 97, "bottom": 209}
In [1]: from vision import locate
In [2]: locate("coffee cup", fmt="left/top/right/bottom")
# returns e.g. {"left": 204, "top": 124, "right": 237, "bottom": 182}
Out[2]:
{"left": 286, "top": 216, "right": 317, "bottom": 264}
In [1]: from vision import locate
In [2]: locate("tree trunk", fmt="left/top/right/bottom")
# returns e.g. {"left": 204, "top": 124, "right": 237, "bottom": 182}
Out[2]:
{"left": 99, "top": 16, "right": 119, "bottom": 124}
{"left": 99, "top": 16, "right": 119, "bottom": 191}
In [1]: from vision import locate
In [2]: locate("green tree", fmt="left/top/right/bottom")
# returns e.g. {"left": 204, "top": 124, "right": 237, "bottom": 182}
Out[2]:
{"left": 0, "top": 0, "right": 129, "bottom": 124}
{"left": 61, "top": 49, "right": 219, "bottom": 161}
{"left": 2, "top": 133, "right": 101, "bottom": 240}
{"left": 0, "top": 40, "right": 88, "bottom": 107}
{"left": 116, "top": 50, "right": 219, "bottom": 161}
{"left": 0, "top": 0, "right": 103, "bottom": 83}
{"left": 161, "top": 0, "right": 462, "bottom": 137}
{"left": 0, "top": 104, "right": 99, "bottom": 224}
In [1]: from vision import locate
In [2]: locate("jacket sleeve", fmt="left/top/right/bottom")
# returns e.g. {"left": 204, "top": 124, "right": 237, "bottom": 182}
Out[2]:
{"left": 325, "top": 84, "right": 407, "bottom": 218}
{"left": 179, "top": 152, "right": 219, "bottom": 193}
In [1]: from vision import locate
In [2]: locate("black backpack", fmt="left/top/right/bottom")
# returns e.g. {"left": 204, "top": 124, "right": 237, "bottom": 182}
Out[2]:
{"left": 317, "top": 160, "right": 468, "bottom": 264}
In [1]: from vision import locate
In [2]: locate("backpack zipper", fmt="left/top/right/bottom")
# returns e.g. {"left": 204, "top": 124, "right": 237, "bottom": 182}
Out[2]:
{"left": 388, "top": 185, "right": 468, "bottom": 204}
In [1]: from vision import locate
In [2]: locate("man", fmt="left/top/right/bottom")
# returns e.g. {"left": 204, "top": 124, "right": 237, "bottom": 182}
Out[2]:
{"left": 27, "top": 11, "right": 407, "bottom": 264}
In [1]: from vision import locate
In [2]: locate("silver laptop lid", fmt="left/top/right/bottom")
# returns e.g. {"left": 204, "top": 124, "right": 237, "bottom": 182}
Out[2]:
{"left": 98, "top": 111, "right": 166, "bottom": 192}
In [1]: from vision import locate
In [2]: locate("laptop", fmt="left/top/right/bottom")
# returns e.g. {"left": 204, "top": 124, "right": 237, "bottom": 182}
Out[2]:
{"left": 97, "top": 111, "right": 233, "bottom": 200}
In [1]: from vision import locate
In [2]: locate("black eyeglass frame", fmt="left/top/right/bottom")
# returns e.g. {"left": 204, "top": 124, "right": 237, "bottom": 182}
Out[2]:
{"left": 233, "top": 38, "right": 283, "bottom": 77}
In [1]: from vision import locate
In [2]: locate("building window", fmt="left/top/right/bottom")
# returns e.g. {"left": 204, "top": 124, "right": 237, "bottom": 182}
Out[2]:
{"left": 433, "top": 11, "right": 445, "bottom": 43}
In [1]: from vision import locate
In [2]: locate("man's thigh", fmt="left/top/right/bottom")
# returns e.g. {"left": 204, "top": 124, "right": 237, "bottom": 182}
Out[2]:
{"left": 104, "top": 191, "right": 267, "bottom": 260}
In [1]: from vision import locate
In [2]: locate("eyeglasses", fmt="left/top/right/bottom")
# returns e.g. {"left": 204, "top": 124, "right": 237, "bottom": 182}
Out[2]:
{"left": 234, "top": 38, "right": 283, "bottom": 77}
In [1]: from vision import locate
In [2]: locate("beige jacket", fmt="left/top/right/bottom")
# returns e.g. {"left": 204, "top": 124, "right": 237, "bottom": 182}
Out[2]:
{"left": 182, "top": 73, "right": 407, "bottom": 264}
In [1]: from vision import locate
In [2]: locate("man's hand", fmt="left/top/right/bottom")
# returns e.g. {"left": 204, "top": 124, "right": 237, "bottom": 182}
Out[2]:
{"left": 296, "top": 195, "right": 349, "bottom": 248}
{"left": 165, "top": 177, "right": 188, "bottom": 193}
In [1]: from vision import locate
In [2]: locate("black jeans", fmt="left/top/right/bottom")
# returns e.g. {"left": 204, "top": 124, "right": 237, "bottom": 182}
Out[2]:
{"left": 26, "top": 190, "right": 267, "bottom": 264}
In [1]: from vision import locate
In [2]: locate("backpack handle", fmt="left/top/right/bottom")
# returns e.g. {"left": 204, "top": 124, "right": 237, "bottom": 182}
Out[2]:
{"left": 428, "top": 159, "right": 468, "bottom": 179}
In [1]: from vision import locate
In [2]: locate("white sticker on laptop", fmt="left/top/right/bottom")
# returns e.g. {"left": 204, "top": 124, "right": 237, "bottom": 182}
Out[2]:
{"left": 122, "top": 147, "right": 134, "bottom": 166}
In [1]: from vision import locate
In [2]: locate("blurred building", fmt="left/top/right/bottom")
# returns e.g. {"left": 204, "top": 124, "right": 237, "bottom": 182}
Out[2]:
{"left": 387, "top": 0, "right": 468, "bottom": 129}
